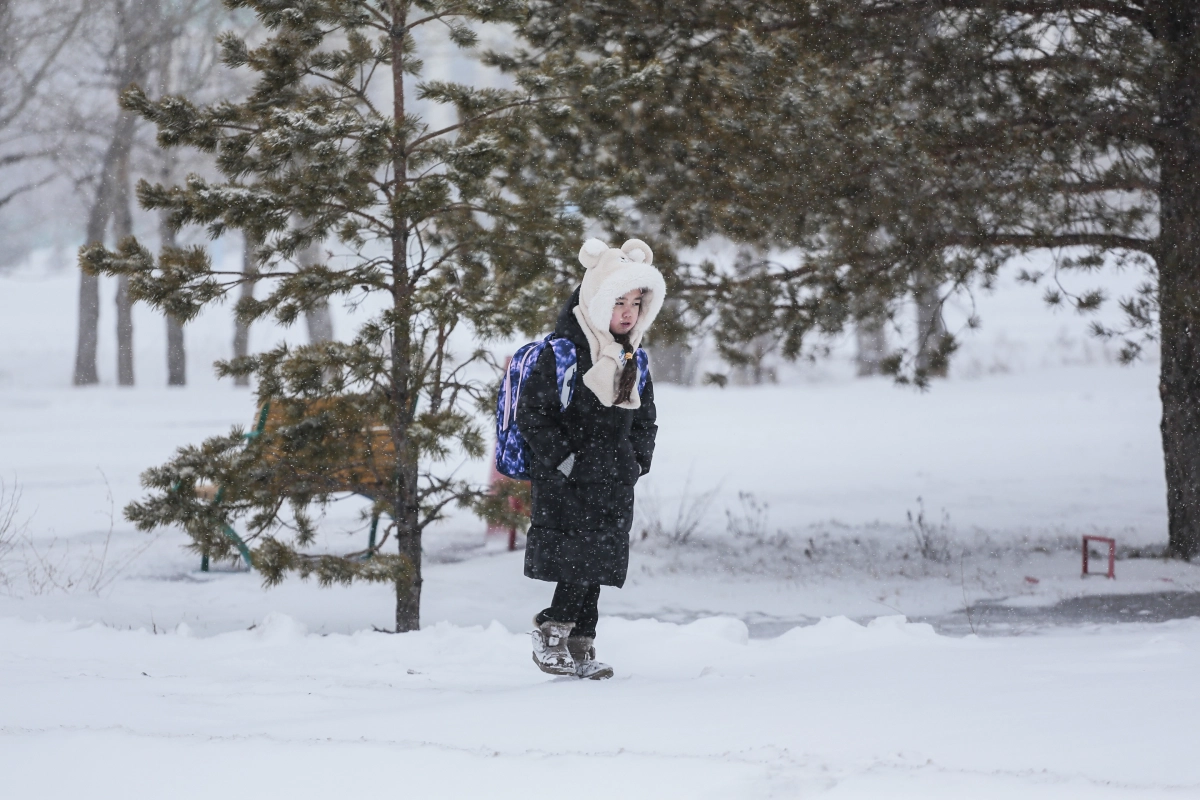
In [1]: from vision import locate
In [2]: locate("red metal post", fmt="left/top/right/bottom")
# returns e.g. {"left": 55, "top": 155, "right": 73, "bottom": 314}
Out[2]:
{"left": 1082, "top": 535, "right": 1116, "bottom": 579}
{"left": 487, "top": 460, "right": 521, "bottom": 550}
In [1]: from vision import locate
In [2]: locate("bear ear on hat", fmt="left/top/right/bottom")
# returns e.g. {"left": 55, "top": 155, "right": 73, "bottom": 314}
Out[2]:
{"left": 621, "top": 239, "right": 653, "bottom": 266}
{"left": 579, "top": 238, "right": 609, "bottom": 270}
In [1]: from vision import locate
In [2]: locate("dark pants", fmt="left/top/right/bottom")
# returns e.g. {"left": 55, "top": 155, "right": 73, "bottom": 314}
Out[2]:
{"left": 536, "top": 581, "right": 601, "bottom": 638}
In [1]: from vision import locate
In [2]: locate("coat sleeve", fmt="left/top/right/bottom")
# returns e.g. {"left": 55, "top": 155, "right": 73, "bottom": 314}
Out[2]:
{"left": 631, "top": 372, "right": 658, "bottom": 476}
{"left": 516, "top": 346, "right": 574, "bottom": 472}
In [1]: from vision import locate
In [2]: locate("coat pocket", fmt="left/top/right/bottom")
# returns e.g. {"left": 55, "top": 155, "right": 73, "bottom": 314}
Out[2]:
{"left": 531, "top": 475, "right": 570, "bottom": 529}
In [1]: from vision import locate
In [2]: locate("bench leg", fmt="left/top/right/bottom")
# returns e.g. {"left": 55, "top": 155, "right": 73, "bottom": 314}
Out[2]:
{"left": 221, "top": 523, "right": 254, "bottom": 569}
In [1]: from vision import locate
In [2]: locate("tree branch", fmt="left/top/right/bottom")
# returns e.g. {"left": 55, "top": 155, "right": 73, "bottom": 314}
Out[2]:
{"left": 865, "top": 1, "right": 1146, "bottom": 26}
{"left": 0, "top": 150, "right": 50, "bottom": 169}
{"left": 943, "top": 231, "right": 1155, "bottom": 254}
{"left": 0, "top": 5, "right": 86, "bottom": 129}
{"left": 0, "top": 175, "right": 54, "bottom": 210}
{"left": 758, "top": 1, "right": 1146, "bottom": 35}
{"left": 408, "top": 95, "right": 569, "bottom": 150}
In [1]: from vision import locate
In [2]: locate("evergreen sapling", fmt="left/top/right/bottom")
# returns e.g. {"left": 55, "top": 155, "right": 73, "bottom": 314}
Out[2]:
{"left": 81, "top": 0, "right": 626, "bottom": 631}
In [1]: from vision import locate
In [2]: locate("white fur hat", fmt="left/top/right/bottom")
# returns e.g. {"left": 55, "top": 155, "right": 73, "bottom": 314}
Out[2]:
{"left": 576, "top": 237, "right": 666, "bottom": 347}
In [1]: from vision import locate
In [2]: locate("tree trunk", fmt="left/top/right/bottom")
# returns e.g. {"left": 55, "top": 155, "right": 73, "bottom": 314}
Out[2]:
{"left": 161, "top": 213, "right": 185, "bottom": 385}
{"left": 651, "top": 300, "right": 694, "bottom": 385}
{"left": 913, "top": 266, "right": 948, "bottom": 379}
{"left": 166, "top": 316, "right": 185, "bottom": 385}
{"left": 304, "top": 304, "right": 334, "bottom": 343}
{"left": 160, "top": 167, "right": 186, "bottom": 386}
{"left": 158, "top": 17, "right": 185, "bottom": 386}
{"left": 74, "top": 181, "right": 112, "bottom": 386}
{"left": 233, "top": 233, "right": 258, "bottom": 387}
{"left": 73, "top": 127, "right": 128, "bottom": 386}
{"left": 855, "top": 320, "right": 888, "bottom": 376}
{"left": 853, "top": 291, "right": 888, "bottom": 377}
{"left": 390, "top": 1, "right": 421, "bottom": 633}
{"left": 113, "top": 145, "right": 135, "bottom": 387}
{"left": 1153, "top": 2, "right": 1200, "bottom": 559}
{"left": 298, "top": 240, "right": 334, "bottom": 343}
{"left": 394, "top": 460, "right": 422, "bottom": 632}
{"left": 654, "top": 341, "right": 693, "bottom": 385}
{"left": 76, "top": 0, "right": 149, "bottom": 387}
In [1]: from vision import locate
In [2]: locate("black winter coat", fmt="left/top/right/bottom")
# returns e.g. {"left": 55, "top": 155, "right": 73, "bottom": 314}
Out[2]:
{"left": 517, "top": 289, "right": 657, "bottom": 587}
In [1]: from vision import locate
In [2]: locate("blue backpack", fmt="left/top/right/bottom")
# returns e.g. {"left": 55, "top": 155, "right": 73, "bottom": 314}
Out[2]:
{"left": 495, "top": 335, "right": 650, "bottom": 480}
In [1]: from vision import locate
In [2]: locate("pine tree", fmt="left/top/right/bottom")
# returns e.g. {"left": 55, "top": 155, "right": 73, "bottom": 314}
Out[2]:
{"left": 82, "top": 0, "right": 624, "bottom": 630}
{"left": 516, "top": 2, "right": 1200, "bottom": 558}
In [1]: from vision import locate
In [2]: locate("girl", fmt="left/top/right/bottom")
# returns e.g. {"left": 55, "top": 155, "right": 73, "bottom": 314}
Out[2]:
{"left": 516, "top": 238, "right": 665, "bottom": 679}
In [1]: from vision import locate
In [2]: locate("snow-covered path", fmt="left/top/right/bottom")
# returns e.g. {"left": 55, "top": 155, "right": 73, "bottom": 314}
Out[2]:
{"left": 2, "top": 613, "right": 1196, "bottom": 799}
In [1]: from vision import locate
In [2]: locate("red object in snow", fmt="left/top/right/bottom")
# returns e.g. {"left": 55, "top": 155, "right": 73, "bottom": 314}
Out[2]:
{"left": 487, "top": 459, "right": 524, "bottom": 551}
{"left": 1082, "top": 535, "right": 1116, "bottom": 579}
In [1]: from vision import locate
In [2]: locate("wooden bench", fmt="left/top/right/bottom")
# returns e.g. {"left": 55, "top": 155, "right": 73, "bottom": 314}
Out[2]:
{"left": 193, "top": 398, "right": 396, "bottom": 571}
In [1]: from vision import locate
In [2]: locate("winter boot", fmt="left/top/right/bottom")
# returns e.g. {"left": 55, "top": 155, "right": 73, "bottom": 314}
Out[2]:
{"left": 567, "top": 635, "right": 613, "bottom": 680}
{"left": 531, "top": 618, "right": 576, "bottom": 676}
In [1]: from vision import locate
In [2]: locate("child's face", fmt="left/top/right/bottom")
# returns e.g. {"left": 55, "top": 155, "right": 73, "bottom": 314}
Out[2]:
{"left": 610, "top": 289, "right": 643, "bottom": 336}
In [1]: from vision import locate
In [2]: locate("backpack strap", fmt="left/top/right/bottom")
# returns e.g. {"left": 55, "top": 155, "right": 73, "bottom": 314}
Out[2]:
{"left": 503, "top": 337, "right": 550, "bottom": 431}
{"left": 549, "top": 338, "right": 578, "bottom": 410}
{"left": 635, "top": 348, "right": 650, "bottom": 397}
{"left": 508, "top": 335, "right": 578, "bottom": 425}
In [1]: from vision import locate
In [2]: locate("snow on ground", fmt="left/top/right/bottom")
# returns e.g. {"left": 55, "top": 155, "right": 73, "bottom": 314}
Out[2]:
{"left": 3, "top": 613, "right": 1199, "bottom": 798}
{"left": 2, "top": 254, "right": 1199, "bottom": 797}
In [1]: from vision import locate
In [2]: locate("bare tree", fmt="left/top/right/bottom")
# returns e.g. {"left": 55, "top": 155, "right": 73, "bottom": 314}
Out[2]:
{"left": 162, "top": 211, "right": 186, "bottom": 386}
{"left": 855, "top": 317, "right": 888, "bottom": 377}
{"left": 72, "top": 0, "right": 228, "bottom": 386}
{"left": 299, "top": 238, "right": 334, "bottom": 344}
{"left": 653, "top": 340, "right": 696, "bottom": 385}
{"left": 913, "top": 266, "right": 949, "bottom": 380}
{"left": 73, "top": 2, "right": 156, "bottom": 385}
{"left": 650, "top": 298, "right": 698, "bottom": 386}
{"left": 155, "top": 1, "right": 235, "bottom": 386}
{"left": 113, "top": 135, "right": 136, "bottom": 386}
{"left": 0, "top": 0, "right": 85, "bottom": 213}
{"left": 232, "top": 233, "right": 258, "bottom": 387}
{"left": 74, "top": 97, "right": 140, "bottom": 385}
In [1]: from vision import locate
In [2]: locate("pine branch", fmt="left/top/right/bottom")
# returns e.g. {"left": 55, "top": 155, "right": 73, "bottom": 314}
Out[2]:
{"left": 405, "top": 11, "right": 459, "bottom": 32}
{"left": 408, "top": 95, "right": 570, "bottom": 151}
{"left": 943, "top": 231, "right": 1155, "bottom": 253}
{"left": 1055, "top": 178, "right": 1158, "bottom": 193}
{"left": 863, "top": 1, "right": 1146, "bottom": 26}
{"left": 977, "top": 54, "right": 1142, "bottom": 81}
{"left": 305, "top": 70, "right": 384, "bottom": 119}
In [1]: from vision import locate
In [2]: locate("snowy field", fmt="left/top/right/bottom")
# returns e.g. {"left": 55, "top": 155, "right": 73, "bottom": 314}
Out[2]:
{"left": 2, "top": 255, "right": 1199, "bottom": 797}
